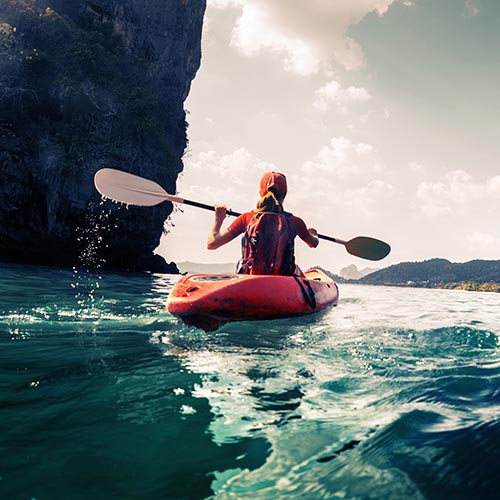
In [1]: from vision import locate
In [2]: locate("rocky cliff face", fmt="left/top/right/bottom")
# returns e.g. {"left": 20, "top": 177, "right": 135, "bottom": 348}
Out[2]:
{"left": 0, "top": 0, "right": 206, "bottom": 272}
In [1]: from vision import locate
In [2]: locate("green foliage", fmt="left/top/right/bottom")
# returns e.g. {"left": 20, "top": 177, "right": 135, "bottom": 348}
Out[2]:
{"left": 443, "top": 282, "right": 500, "bottom": 293}
{"left": 0, "top": 22, "right": 16, "bottom": 51}
{"left": 479, "top": 282, "right": 500, "bottom": 292}
{"left": 126, "top": 87, "right": 162, "bottom": 137}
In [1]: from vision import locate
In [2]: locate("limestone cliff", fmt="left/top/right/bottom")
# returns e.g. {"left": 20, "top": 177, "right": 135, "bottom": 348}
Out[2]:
{"left": 0, "top": 0, "right": 206, "bottom": 272}
{"left": 339, "top": 264, "right": 378, "bottom": 280}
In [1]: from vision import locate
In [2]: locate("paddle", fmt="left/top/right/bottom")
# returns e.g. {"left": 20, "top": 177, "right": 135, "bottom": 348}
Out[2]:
{"left": 94, "top": 168, "right": 391, "bottom": 261}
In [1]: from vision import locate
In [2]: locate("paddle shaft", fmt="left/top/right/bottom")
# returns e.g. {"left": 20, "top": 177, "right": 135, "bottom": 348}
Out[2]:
{"left": 317, "top": 234, "right": 346, "bottom": 244}
{"left": 179, "top": 195, "right": 343, "bottom": 244}
{"left": 180, "top": 197, "right": 241, "bottom": 218}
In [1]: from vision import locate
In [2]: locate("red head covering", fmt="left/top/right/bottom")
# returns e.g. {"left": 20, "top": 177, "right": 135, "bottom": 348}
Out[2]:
{"left": 259, "top": 171, "right": 287, "bottom": 199}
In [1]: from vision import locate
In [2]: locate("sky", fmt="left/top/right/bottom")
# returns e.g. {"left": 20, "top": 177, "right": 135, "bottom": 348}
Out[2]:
{"left": 157, "top": 0, "right": 500, "bottom": 274}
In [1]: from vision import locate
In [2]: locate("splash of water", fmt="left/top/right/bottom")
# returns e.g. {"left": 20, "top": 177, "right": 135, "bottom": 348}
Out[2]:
{"left": 72, "top": 200, "right": 118, "bottom": 319}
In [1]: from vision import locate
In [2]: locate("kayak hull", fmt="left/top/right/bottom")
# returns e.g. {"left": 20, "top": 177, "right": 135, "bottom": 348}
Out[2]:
{"left": 166, "top": 268, "right": 338, "bottom": 331}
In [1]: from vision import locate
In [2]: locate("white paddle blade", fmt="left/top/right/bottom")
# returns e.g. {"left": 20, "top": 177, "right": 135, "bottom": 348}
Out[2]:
{"left": 94, "top": 168, "right": 179, "bottom": 207}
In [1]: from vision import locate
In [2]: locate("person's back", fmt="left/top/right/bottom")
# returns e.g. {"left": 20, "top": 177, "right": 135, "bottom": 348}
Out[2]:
{"left": 238, "top": 211, "right": 297, "bottom": 275}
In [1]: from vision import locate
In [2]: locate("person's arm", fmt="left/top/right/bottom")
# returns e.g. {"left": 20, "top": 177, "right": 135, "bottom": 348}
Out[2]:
{"left": 207, "top": 205, "right": 237, "bottom": 250}
{"left": 303, "top": 227, "right": 319, "bottom": 248}
{"left": 293, "top": 217, "right": 319, "bottom": 248}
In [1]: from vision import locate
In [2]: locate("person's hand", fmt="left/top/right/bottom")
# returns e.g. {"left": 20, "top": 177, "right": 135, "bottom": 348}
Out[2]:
{"left": 214, "top": 205, "right": 227, "bottom": 223}
{"left": 306, "top": 227, "right": 319, "bottom": 248}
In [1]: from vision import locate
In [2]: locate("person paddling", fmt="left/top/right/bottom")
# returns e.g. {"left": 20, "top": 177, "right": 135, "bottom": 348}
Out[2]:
{"left": 207, "top": 171, "right": 319, "bottom": 275}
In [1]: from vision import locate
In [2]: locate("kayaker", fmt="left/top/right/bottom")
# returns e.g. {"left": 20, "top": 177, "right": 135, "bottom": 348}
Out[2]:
{"left": 207, "top": 171, "right": 319, "bottom": 275}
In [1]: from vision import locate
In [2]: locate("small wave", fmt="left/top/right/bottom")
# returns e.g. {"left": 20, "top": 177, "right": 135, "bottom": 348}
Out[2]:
{"left": 356, "top": 410, "right": 500, "bottom": 499}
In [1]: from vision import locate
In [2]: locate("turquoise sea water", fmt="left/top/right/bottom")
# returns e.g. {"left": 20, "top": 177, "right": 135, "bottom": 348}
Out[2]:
{"left": 1, "top": 262, "right": 500, "bottom": 500}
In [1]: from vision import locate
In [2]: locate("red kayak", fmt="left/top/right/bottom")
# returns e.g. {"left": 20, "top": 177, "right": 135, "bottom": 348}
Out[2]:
{"left": 166, "top": 268, "right": 339, "bottom": 331}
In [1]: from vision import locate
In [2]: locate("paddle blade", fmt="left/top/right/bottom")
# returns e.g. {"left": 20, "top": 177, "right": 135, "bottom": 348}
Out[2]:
{"left": 345, "top": 236, "right": 391, "bottom": 261}
{"left": 94, "top": 168, "right": 172, "bottom": 207}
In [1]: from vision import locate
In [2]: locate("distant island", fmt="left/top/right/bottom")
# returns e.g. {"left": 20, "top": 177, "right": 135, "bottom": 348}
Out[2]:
{"left": 318, "top": 259, "right": 500, "bottom": 293}
{"left": 338, "top": 263, "right": 378, "bottom": 280}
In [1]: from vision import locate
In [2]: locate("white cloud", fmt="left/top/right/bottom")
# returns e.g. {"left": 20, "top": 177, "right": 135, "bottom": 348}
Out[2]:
{"left": 179, "top": 148, "right": 276, "bottom": 208}
{"left": 416, "top": 182, "right": 453, "bottom": 216}
{"left": 464, "top": 232, "right": 500, "bottom": 259}
{"left": 231, "top": 4, "right": 320, "bottom": 75}
{"left": 339, "top": 179, "right": 395, "bottom": 217}
{"left": 416, "top": 170, "right": 500, "bottom": 217}
{"left": 313, "top": 80, "right": 371, "bottom": 112}
{"left": 466, "top": 232, "right": 495, "bottom": 245}
{"left": 355, "top": 107, "right": 389, "bottom": 127}
{"left": 464, "top": 0, "right": 479, "bottom": 16}
{"left": 302, "top": 136, "right": 377, "bottom": 181}
{"left": 409, "top": 161, "right": 427, "bottom": 174}
{"left": 294, "top": 136, "right": 394, "bottom": 221}
{"left": 208, "top": 0, "right": 399, "bottom": 74}
{"left": 487, "top": 176, "right": 500, "bottom": 193}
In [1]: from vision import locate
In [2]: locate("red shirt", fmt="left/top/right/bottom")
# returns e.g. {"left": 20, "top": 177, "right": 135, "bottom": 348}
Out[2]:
{"left": 227, "top": 211, "right": 310, "bottom": 241}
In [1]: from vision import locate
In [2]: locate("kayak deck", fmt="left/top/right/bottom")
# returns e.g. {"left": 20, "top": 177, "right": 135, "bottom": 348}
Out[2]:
{"left": 166, "top": 268, "right": 338, "bottom": 331}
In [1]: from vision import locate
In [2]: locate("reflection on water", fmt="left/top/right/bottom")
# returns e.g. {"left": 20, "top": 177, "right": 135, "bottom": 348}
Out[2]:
{"left": 1, "top": 264, "right": 500, "bottom": 499}
{"left": 153, "top": 285, "right": 500, "bottom": 499}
